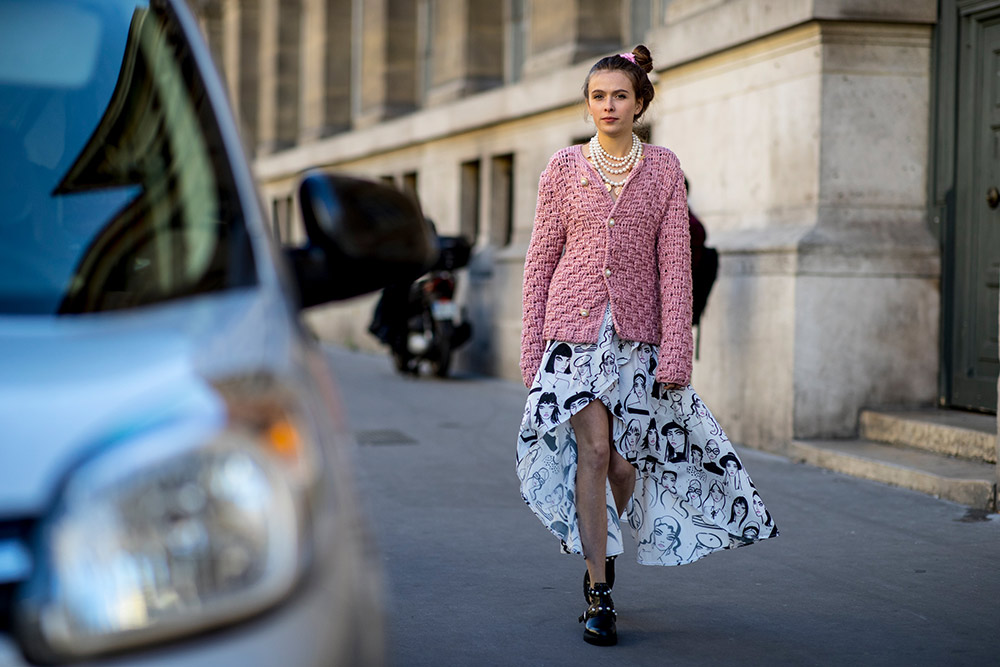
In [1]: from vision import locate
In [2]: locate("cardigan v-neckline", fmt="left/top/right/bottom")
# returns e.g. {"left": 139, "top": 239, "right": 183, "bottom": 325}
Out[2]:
{"left": 575, "top": 142, "right": 647, "bottom": 206}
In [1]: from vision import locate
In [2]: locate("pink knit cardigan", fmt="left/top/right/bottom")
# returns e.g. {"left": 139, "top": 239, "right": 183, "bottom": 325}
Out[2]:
{"left": 520, "top": 143, "right": 693, "bottom": 388}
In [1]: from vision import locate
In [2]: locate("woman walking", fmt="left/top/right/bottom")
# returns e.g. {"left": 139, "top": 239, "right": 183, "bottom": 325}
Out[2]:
{"left": 516, "top": 45, "right": 778, "bottom": 647}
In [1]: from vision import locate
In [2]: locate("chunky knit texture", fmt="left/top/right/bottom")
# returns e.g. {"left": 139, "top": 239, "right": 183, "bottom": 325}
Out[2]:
{"left": 520, "top": 144, "right": 693, "bottom": 387}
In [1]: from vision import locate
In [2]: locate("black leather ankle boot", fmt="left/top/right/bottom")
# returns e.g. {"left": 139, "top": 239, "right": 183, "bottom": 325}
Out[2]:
{"left": 578, "top": 582, "right": 617, "bottom": 646}
{"left": 583, "top": 555, "right": 617, "bottom": 603}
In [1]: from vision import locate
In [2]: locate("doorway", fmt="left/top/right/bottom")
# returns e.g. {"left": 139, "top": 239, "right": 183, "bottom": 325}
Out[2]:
{"left": 939, "top": 1, "right": 1000, "bottom": 413}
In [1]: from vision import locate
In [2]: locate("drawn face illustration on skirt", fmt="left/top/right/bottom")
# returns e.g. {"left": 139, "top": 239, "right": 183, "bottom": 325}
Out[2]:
{"left": 648, "top": 516, "right": 682, "bottom": 555}
{"left": 719, "top": 453, "right": 743, "bottom": 487}
{"left": 642, "top": 419, "right": 660, "bottom": 454}
{"left": 659, "top": 470, "right": 677, "bottom": 494}
{"left": 599, "top": 351, "right": 616, "bottom": 376}
{"left": 690, "top": 445, "right": 704, "bottom": 469}
{"left": 632, "top": 371, "right": 647, "bottom": 398}
{"left": 545, "top": 343, "right": 573, "bottom": 374}
{"left": 534, "top": 392, "right": 560, "bottom": 427}
{"left": 573, "top": 355, "right": 593, "bottom": 385}
{"left": 729, "top": 496, "right": 748, "bottom": 527}
{"left": 686, "top": 479, "right": 703, "bottom": 506}
{"left": 637, "top": 344, "right": 651, "bottom": 369}
{"left": 564, "top": 391, "right": 596, "bottom": 413}
{"left": 690, "top": 394, "right": 710, "bottom": 420}
{"left": 742, "top": 524, "right": 760, "bottom": 541}
{"left": 704, "top": 439, "right": 721, "bottom": 463}
{"left": 690, "top": 532, "right": 724, "bottom": 560}
{"left": 663, "top": 422, "right": 688, "bottom": 460}
{"left": 709, "top": 481, "right": 724, "bottom": 503}
{"left": 752, "top": 491, "right": 771, "bottom": 526}
{"left": 622, "top": 419, "right": 642, "bottom": 450}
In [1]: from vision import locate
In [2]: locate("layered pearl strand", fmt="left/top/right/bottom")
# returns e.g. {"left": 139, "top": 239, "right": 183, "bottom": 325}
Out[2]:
{"left": 589, "top": 132, "right": 643, "bottom": 195}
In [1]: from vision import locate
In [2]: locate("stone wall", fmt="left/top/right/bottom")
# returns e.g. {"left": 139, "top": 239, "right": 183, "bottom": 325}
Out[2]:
{"left": 198, "top": 0, "right": 943, "bottom": 450}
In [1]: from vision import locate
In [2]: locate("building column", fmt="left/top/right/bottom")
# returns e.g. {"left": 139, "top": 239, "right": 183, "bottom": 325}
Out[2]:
{"left": 354, "top": 0, "right": 417, "bottom": 129}
{"left": 258, "top": 0, "right": 301, "bottom": 154}
{"left": 192, "top": 0, "right": 225, "bottom": 78}
{"left": 220, "top": 0, "right": 260, "bottom": 156}
{"left": 521, "top": 0, "right": 623, "bottom": 79}
{"left": 300, "top": 0, "right": 352, "bottom": 140}
{"left": 422, "top": 0, "right": 503, "bottom": 106}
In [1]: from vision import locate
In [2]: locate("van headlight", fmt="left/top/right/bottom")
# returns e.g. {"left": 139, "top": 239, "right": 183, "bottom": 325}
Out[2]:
{"left": 17, "top": 380, "right": 321, "bottom": 662}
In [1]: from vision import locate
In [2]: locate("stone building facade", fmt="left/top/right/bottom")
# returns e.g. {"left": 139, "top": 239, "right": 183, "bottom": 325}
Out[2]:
{"left": 190, "top": 1, "right": 998, "bottom": 464}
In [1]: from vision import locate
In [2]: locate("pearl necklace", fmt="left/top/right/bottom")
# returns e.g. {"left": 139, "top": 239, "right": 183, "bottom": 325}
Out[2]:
{"left": 589, "top": 133, "right": 642, "bottom": 193}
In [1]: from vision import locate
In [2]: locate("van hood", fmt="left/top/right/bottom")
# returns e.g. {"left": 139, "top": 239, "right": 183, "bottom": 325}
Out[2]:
{"left": 0, "top": 288, "right": 292, "bottom": 516}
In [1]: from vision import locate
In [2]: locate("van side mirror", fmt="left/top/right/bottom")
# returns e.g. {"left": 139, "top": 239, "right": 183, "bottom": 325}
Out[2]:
{"left": 287, "top": 172, "right": 438, "bottom": 307}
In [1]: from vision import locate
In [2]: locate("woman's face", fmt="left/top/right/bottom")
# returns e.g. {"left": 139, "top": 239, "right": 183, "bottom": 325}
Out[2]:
{"left": 661, "top": 472, "right": 677, "bottom": 493}
{"left": 691, "top": 450, "right": 703, "bottom": 466}
{"left": 554, "top": 354, "right": 570, "bottom": 373}
{"left": 665, "top": 427, "right": 684, "bottom": 451}
{"left": 705, "top": 442, "right": 720, "bottom": 461}
{"left": 710, "top": 485, "right": 723, "bottom": 501}
{"left": 725, "top": 460, "right": 738, "bottom": 476}
{"left": 687, "top": 481, "right": 701, "bottom": 501}
{"left": 625, "top": 422, "right": 641, "bottom": 446}
{"left": 586, "top": 70, "right": 642, "bottom": 137}
{"left": 734, "top": 501, "right": 746, "bottom": 519}
{"left": 539, "top": 402, "right": 555, "bottom": 421}
{"left": 752, "top": 495, "right": 766, "bottom": 517}
{"left": 653, "top": 522, "right": 677, "bottom": 551}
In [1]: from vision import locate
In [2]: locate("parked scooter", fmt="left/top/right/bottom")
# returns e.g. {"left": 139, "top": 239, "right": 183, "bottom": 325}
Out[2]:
{"left": 369, "top": 234, "right": 472, "bottom": 377}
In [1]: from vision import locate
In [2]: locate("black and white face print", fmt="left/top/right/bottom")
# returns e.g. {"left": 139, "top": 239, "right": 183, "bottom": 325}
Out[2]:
{"left": 534, "top": 392, "right": 561, "bottom": 428}
{"left": 727, "top": 495, "right": 749, "bottom": 529}
{"left": 624, "top": 370, "right": 650, "bottom": 415}
{"left": 662, "top": 421, "right": 689, "bottom": 463}
{"left": 564, "top": 390, "right": 596, "bottom": 415}
{"left": 719, "top": 453, "right": 744, "bottom": 491}
{"left": 543, "top": 342, "right": 574, "bottom": 394}
{"left": 685, "top": 478, "right": 704, "bottom": 509}
{"left": 516, "top": 305, "right": 777, "bottom": 566}
{"left": 638, "top": 515, "right": 683, "bottom": 565}
{"left": 572, "top": 354, "right": 597, "bottom": 391}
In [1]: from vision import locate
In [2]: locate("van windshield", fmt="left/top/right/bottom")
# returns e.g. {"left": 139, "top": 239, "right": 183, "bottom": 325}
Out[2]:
{"left": 0, "top": 0, "right": 256, "bottom": 315}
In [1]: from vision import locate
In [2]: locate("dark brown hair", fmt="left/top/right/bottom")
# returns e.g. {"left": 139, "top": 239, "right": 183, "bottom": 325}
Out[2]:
{"left": 583, "top": 45, "right": 655, "bottom": 121}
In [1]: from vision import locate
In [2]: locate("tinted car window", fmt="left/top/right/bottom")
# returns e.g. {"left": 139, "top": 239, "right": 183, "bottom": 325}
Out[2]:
{"left": 0, "top": 0, "right": 255, "bottom": 315}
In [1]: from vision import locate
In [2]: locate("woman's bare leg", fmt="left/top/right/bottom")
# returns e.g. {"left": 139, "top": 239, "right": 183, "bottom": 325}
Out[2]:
{"left": 571, "top": 400, "right": 612, "bottom": 585}
{"left": 608, "top": 448, "right": 636, "bottom": 518}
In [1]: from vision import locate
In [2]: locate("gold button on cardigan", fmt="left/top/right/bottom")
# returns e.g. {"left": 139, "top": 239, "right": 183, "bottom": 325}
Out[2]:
{"left": 520, "top": 144, "right": 693, "bottom": 388}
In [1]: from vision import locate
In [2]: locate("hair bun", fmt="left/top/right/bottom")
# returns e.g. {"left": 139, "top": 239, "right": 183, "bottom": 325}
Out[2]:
{"left": 632, "top": 45, "right": 653, "bottom": 74}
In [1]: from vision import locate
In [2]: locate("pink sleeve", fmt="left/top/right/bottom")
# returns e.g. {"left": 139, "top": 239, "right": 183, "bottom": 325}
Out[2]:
{"left": 656, "top": 164, "right": 694, "bottom": 385}
{"left": 520, "top": 163, "right": 566, "bottom": 388}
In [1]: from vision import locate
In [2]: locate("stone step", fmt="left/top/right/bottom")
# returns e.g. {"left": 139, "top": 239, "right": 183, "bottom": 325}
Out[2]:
{"left": 788, "top": 438, "right": 997, "bottom": 511}
{"left": 859, "top": 409, "right": 996, "bottom": 464}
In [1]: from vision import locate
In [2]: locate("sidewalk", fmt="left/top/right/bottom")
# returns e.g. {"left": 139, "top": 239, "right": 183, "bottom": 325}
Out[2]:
{"left": 325, "top": 345, "right": 1000, "bottom": 667}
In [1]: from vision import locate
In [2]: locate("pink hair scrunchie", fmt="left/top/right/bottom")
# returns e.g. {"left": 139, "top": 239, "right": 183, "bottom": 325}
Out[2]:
{"left": 618, "top": 52, "right": 637, "bottom": 64}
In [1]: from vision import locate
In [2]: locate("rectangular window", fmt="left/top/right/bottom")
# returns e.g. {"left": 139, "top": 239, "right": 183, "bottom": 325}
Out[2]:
{"left": 380, "top": 174, "right": 397, "bottom": 187}
{"left": 271, "top": 195, "right": 293, "bottom": 244}
{"left": 505, "top": 0, "right": 526, "bottom": 84}
{"left": 403, "top": 171, "right": 419, "bottom": 205}
{"left": 490, "top": 154, "right": 514, "bottom": 246}
{"left": 460, "top": 159, "right": 481, "bottom": 242}
{"left": 628, "top": 0, "right": 652, "bottom": 45}
{"left": 417, "top": 0, "right": 433, "bottom": 104}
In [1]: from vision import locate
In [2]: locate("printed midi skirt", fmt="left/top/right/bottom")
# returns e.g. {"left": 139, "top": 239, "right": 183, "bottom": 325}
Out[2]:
{"left": 516, "top": 306, "right": 778, "bottom": 566}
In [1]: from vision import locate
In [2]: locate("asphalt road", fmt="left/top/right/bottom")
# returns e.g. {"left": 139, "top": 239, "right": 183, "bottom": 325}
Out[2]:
{"left": 324, "top": 345, "right": 1000, "bottom": 667}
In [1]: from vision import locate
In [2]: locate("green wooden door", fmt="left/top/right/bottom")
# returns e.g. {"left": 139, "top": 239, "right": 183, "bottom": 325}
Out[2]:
{"left": 948, "top": 9, "right": 1000, "bottom": 412}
